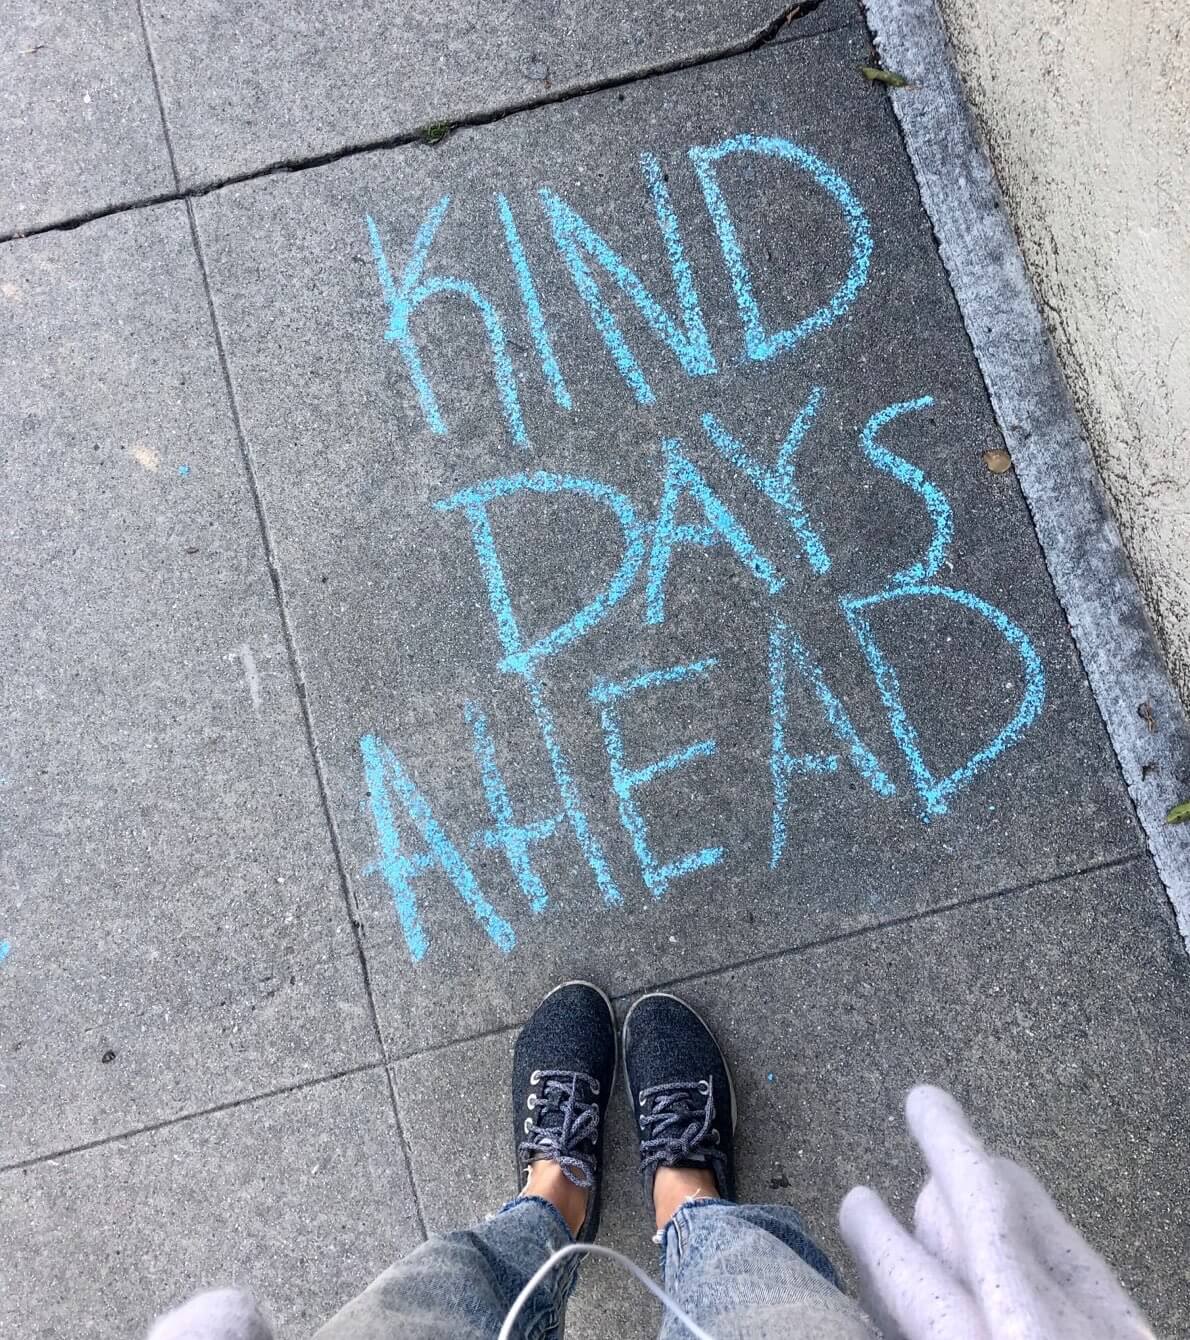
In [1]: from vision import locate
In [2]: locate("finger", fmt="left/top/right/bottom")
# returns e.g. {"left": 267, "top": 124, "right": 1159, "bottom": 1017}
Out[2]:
{"left": 904, "top": 1087, "right": 1022, "bottom": 1249}
{"left": 839, "top": 1185, "right": 988, "bottom": 1340}
{"left": 904, "top": 1086, "right": 1062, "bottom": 1326}
{"left": 913, "top": 1178, "right": 966, "bottom": 1284}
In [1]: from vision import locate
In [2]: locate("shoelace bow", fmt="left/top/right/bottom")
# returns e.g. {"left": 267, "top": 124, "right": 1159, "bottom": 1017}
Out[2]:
{"left": 519, "top": 1070, "right": 601, "bottom": 1189}
{"left": 639, "top": 1078, "right": 725, "bottom": 1186}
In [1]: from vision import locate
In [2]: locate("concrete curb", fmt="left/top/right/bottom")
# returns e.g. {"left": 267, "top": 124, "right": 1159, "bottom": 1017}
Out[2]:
{"left": 861, "top": 0, "right": 1190, "bottom": 945}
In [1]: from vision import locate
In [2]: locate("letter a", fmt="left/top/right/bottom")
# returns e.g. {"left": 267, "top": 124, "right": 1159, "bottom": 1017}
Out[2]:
{"left": 360, "top": 734, "right": 516, "bottom": 962}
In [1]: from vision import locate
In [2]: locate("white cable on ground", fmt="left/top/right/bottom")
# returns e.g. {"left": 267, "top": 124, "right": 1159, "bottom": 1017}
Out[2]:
{"left": 496, "top": 1243, "right": 718, "bottom": 1340}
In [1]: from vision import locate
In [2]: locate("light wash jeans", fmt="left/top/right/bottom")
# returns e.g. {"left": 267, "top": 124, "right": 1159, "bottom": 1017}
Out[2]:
{"left": 313, "top": 1195, "right": 878, "bottom": 1340}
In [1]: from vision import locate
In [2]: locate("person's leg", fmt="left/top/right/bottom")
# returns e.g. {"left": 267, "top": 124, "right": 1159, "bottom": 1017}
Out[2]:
{"left": 622, "top": 993, "right": 878, "bottom": 1340}
{"left": 316, "top": 982, "right": 618, "bottom": 1340}
{"left": 657, "top": 1199, "right": 877, "bottom": 1340}
{"left": 313, "top": 1196, "right": 574, "bottom": 1340}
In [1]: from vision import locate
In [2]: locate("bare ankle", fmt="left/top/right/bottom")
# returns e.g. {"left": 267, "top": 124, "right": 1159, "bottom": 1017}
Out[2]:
{"left": 653, "top": 1166, "right": 721, "bottom": 1230}
{"left": 522, "top": 1160, "right": 590, "bottom": 1238}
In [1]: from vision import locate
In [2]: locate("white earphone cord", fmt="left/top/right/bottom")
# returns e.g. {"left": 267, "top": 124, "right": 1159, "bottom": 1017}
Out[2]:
{"left": 496, "top": 1243, "right": 718, "bottom": 1340}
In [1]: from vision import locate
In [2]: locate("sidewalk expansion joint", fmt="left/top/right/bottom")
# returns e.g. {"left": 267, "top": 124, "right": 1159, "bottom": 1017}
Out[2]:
{"left": 384, "top": 849, "right": 1148, "bottom": 1067}
{"left": 0, "top": 1059, "right": 388, "bottom": 1176}
{"left": 0, "top": 2, "right": 856, "bottom": 248}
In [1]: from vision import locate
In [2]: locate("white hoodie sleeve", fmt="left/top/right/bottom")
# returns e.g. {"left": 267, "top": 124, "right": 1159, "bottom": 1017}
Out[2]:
{"left": 838, "top": 1085, "right": 1156, "bottom": 1340}
{"left": 146, "top": 1288, "right": 273, "bottom": 1340}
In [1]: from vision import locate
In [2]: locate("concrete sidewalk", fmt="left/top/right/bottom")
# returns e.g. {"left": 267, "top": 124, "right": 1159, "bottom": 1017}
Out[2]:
{"left": 2, "top": 2, "right": 1188, "bottom": 1336}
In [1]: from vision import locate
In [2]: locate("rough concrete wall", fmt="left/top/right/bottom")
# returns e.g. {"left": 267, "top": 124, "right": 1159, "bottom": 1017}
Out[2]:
{"left": 934, "top": 0, "right": 1190, "bottom": 706}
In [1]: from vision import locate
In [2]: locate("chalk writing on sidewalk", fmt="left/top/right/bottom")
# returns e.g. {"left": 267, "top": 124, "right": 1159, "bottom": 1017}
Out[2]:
{"left": 359, "top": 134, "right": 1046, "bottom": 963}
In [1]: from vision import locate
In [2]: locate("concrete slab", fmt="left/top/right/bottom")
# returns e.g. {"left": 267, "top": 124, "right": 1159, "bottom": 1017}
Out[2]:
{"left": 143, "top": 0, "right": 859, "bottom": 189}
{"left": 194, "top": 26, "right": 1144, "bottom": 1057}
{"left": 392, "top": 857, "right": 1190, "bottom": 1340}
{"left": 0, "top": 0, "right": 174, "bottom": 236}
{"left": 0, "top": 1068, "right": 423, "bottom": 1339}
{"left": 0, "top": 203, "right": 378, "bottom": 1164}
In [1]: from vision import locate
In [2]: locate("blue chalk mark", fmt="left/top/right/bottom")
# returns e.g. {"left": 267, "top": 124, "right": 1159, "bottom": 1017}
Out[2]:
{"left": 538, "top": 154, "right": 715, "bottom": 405}
{"left": 841, "top": 397, "right": 1044, "bottom": 817}
{"left": 769, "top": 617, "right": 895, "bottom": 867}
{"left": 689, "top": 134, "right": 872, "bottom": 363}
{"left": 590, "top": 657, "right": 719, "bottom": 705}
{"left": 841, "top": 585, "right": 1046, "bottom": 819}
{"left": 436, "top": 471, "right": 646, "bottom": 675}
{"left": 646, "top": 437, "right": 784, "bottom": 625}
{"left": 591, "top": 659, "right": 723, "bottom": 899}
{"left": 360, "top": 733, "right": 516, "bottom": 962}
{"left": 526, "top": 672, "right": 623, "bottom": 906}
{"left": 496, "top": 194, "right": 572, "bottom": 411}
{"left": 701, "top": 389, "right": 831, "bottom": 575}
{"left": 0, "top": 940, "right": 9, "bottom": 966}
{"left": 177, "top": 464, "right": 190, "bottom": 478}
{"left": 465, "top": 700, "right": 562, "bottom": 914}
{"left": 767, "top": 1072, "right": 775, "bottom": 1083}
{"left": 858, "top": 398, "right": 948, "bottom": 586}
{"left": 367, "top": 205, "right": 529, "bottom": 448}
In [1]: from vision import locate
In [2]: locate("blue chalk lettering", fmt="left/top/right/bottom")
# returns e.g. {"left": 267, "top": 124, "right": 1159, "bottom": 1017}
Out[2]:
{"left": 436, "top": 471, "right": 646, "bottom": 675}
{"left": 841, "top": 585, "right": 1045, "bottom": 819}
{"left": 466, "top": 700, "right": 562, "bottom": 914}
{"left": 539, "top": 153, "right": 715, "bottom": 405}
{"left": 701, "top": 389, "right": 831, "bottom": 575}
{"left": 841, "top": 398, "right": 1045, "bottom": 817}
{"left": 646, "top": 437, "right": 784, "bottom": 625}
{"left": 768, "top": 617, "right": 895, "bottom": 867}
{"left": 360, "top": 733, "right": 516, "bottom": 962}
{"left": 689, "top": 134, "right": 872, "bottom": 363}
{"left": 497, "top": 194, "right": 572, "bottom": 411}
{"left": 367, "top": 204, "right": 529, "bottom": 448}
{"left": 591, "top": 657, "right": 719, "bottom": 703}
{"left": 858, "top": 398, "right": 948, "bottom": 585}
{"left": 526, "top": 672, "right": 623, "bottom": 906}
{"left": 591, "top": 659, "right": 723, "bottom": 898}
{"left": 0, "top": 939, "right": 9, "bottom": 966}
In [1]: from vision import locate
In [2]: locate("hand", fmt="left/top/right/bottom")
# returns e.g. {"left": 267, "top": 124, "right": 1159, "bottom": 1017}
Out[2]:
{"left": 146, "top": 1288, "right": 273, "bottom": 1340}
{"left": 838, "top": 1085, "right": 1155, "bottom": 1340}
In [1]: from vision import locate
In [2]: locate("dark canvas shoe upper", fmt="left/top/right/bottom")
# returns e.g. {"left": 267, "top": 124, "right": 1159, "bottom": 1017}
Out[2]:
{"left": 623, "top": 992, "right": 737, "bottom": 1204}
{"left": 512, "top": 981, "right": 617, "bottom": 1242}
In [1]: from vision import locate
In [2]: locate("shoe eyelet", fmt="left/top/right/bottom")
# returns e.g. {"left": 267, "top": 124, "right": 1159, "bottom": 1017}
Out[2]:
{"left": 589, "top": 1078, "right": 600, "bottom": 1096}
{"left": 524, "top": 1117, "right": 533, "bottom": 1134}
{"left": 530, "top": 1069, "right": 542, "bottom": 1085}
{"left": 698, "top": 1080, "right": 710, "bottom": 1095}
{"left": 527, "top": 1094, "right": 537, "bottom": 1110}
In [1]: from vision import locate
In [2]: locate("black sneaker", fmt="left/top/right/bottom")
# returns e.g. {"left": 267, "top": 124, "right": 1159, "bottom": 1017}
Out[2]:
{"left": 512, "top": 981, "right": 617, "bottom": 1243}
{"left": 623, "top": 992, "right": 737, "bottom": 1208}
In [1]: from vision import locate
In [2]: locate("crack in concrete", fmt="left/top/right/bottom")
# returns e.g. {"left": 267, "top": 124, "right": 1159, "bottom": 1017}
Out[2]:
{"left": 0, "top": 2, "right": 855, "bottom": 247}
{"left": 0, "top": 849, "right": 1149, "bottom": 1179}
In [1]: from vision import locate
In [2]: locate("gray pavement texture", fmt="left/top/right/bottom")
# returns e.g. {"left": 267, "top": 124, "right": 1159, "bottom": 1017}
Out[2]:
{"left": 0, "top": 4, "right": 1186, "bottom": 1340}
{"left": 0, "top": 0, "right": 174, "bottom": 236}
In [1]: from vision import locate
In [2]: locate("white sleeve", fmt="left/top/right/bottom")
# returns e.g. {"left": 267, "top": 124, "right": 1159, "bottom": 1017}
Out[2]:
{"left": 146, "top": 1288, "right": 274, "bottom": 1340}
{"left": 838, "top": 1085, "right": 1156, "bottom": 1340}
